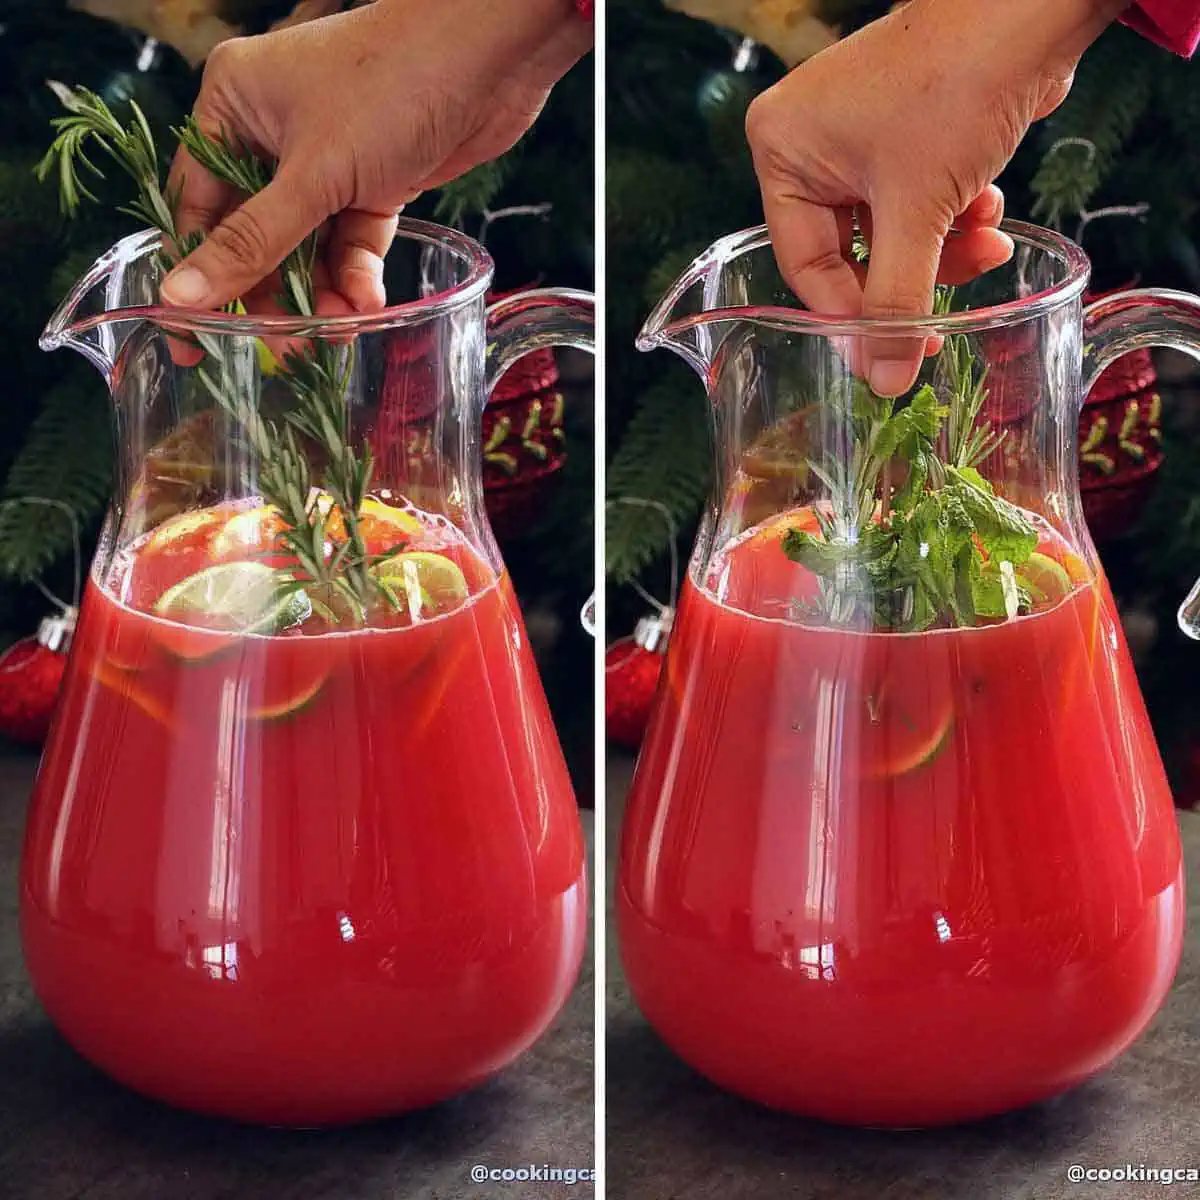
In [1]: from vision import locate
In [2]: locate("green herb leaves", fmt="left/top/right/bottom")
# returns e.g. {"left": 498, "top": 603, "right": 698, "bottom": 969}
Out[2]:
{"left": 781, "top": 300, "right": 1039, "bottom": 633}
{"left": 945, "top": 466, "right": 1037, "bottom": 565}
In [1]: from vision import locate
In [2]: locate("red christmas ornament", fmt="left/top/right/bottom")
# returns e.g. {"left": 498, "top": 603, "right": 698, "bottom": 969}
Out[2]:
{"left": 606, "top": 609, "right": 672, "bottom": 751}
{"left": 1076, "top": 284, "right": 1163, "bottom": 542}
{"left": 0, "top": 609, "right": 75, "bottom": 747}
{"left": 369, "top": 288, "right": 568, "bottom": 541}
{"left": 482, "top": 286, "right": 567, "bottom": 540}
{"left": 987, "top": 285, "right": 1163, "bottom": 543}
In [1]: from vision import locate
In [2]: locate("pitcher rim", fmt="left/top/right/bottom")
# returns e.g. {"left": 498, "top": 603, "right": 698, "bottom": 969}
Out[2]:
{"left": 637, "top": 219, "right": 1092, "bottom": 347}
{"left": 42, "top": 217, "right": 495, "bottom": 347}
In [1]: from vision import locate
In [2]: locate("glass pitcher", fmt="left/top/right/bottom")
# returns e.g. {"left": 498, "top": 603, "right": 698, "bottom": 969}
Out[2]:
{"left": 617, "top": 220, "right": 1195, "bottom": 1128}
{"left": 22, "top": 219, "right": 592, "bottom": 1126}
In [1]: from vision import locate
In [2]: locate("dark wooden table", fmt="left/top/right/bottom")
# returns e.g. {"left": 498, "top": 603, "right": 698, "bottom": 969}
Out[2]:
{"left": 606, "top": 752, "right": 1200, "bottom": 1200}
{"left": 0, "top": 751, "right": 594, "bottom": 1200}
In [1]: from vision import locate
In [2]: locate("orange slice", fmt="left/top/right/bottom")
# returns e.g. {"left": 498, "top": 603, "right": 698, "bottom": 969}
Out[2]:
{"left": 211, "top": 505, "right": 287, "bottom": 558}
{"left": 244, "top": 655, "right": 330, "bottom": 721}
{"left": 755, "top": 505, "right": 824, "bottom": 543}
{"left": 91, "top": 657, "right": 172, "bottom": 727}
{"left": 408, "top": 640, "right": 469, "bottom": 740}
{"left": 210, "top": 496, "right": 423, "bottom": 561}
{"left": 144, "top": 509, "right": 223, "bottom": 555}
{"left": 1060, "top": 549, "right": 1092, "bottom": 586}
{"left": 1031, "top": 538, "right": 1092, "bottom": 587}
{"left": 358, "top": 498, "right": 423, "bottom": 553}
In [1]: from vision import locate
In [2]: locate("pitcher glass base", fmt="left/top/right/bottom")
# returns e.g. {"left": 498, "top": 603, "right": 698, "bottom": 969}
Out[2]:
{"left": 618, "top": 875, "right": 1183, "bottom": 1129}
{"left": 22, "top": 878, "right": 585, "bottom": 1127}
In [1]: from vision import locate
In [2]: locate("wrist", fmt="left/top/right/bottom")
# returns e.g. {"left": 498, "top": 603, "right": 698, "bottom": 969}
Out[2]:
{"left": 373, "top": 0, "right": 587, "bottom": 74}
{"left": 1040, "top": 0, "right": 1132, "bottom": 57}
{"left": 909, "top": 0, "right": 1128, "bottom": 75}
{"left": 375, "top": 0, "right": 580, "bottom": 40}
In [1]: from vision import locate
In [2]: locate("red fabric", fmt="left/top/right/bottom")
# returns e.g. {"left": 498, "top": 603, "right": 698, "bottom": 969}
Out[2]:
{"left": 1122, "top": 0, "right": 1200, "bottom": 56}
{"left": 574, "top": 0, "right": 594, "bottom": 18}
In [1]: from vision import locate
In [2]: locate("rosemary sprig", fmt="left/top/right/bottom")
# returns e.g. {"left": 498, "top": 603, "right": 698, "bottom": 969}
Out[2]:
{"left": 173, "top": 116, "right": 382, "bottom": 617}
{"left": 39, "top": 82, "right": 183, "bottom": 250}
{"left": 933, "top": 288, "right": 1006, "bottom": 470}
{"left": 39, "top": 86, "right": 387, "bottom": 621}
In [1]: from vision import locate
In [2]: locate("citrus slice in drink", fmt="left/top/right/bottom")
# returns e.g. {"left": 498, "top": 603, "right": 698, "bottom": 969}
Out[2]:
{"left": 151, "top": 562, "right": 309, "bottom": 659}
{"left": 373, "top": 550, "right": 468, "bottom": 620}
{"left": 211, "top": 505, "right": 287, "bottom": 558}
{"left": 1017, "top": 552, "right": 1073, "bottom": 608}
{"left": 714, "top": 507, "right": 825, "bottom": 618}
{"left": 359, "top": 497, "right": 423, "bottom": 551}
{"left": 92, "top": 657, "right": 172, "bottom": 727}
{"left": 854, "top": 682, "right": 955, "bottom": 782}
{"left": 740, "top": 407, "right": 816, "bottom": 480}
{"left": 245, "top": 651, "right": 331, "bottom": 722}
{"left": 144, "top": 509, "right": 223, "bottom": 555}
{"left": 756, "top": 505, "right": 824, "bottom": 543}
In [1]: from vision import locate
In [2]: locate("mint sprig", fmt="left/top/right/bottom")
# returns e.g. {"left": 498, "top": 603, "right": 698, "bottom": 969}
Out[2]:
{"left": 781, "top": 290, "right": 1039, "bottom": 632}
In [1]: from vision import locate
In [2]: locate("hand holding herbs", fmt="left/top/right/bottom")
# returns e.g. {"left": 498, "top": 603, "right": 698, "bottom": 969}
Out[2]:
{"left": 159, "top": 0, "right": 588, "bottom": 311}
{"left": 781, "top": 305, "right": 1049, "bottom": 633}
{"left": 38, "top": 84, "right": 398, "bottom": 625}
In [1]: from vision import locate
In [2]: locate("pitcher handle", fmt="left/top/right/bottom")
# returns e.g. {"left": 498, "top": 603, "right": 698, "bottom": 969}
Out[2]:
{"left": 485, "top": 288, "right": 595, "bottom": 394}
{"left": 1084, "top": 288, "right": 1200, "bottom": 639}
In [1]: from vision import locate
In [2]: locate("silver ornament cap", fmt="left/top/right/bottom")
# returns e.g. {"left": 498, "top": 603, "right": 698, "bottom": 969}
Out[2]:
{"left": 37, "top": 607, "right": 77, "bottom": 654}
{"left": 634, "top": 607, "right": 674, "bottom": 654}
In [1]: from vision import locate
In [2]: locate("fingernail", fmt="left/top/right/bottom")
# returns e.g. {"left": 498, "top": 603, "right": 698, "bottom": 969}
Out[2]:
{"left": 869, "top": 358, "right": 916, "bottom": 397}
{"left": 162, "top": 266, "right": 209, "bottom": 307}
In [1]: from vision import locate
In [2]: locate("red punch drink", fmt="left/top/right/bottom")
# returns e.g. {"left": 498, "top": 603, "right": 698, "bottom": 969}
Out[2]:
{"left": 21, "top": 496, "right": 586, "bottom": 1125}
{"left": 619, "top": 506, "right": 1182, "bottom": 1127}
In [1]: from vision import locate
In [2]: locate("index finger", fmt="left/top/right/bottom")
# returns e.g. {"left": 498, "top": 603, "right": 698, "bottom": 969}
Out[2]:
{"left": 165, "top": 144, "right": 236, "bottom": 250}
{"left": 762, "top": 190, "right": 864, "bottom": 318}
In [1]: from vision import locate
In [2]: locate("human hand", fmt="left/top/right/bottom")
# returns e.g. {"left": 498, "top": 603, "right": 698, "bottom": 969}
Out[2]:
{"left": 161, "top": 0, "right": 590, "bottom": 316}
{"left": 745, "top": 0, "right": 1128, "bottom": 395}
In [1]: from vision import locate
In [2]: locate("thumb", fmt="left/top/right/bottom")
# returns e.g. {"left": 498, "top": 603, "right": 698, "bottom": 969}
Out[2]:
{"left": 861, "top": 202, "right": 947, "bottom": 397}
{"left": 161, "top": 165, "right": 329, "bottom": 310}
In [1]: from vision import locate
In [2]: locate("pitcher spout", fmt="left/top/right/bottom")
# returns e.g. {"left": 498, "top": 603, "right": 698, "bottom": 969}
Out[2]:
{"left": 636, "top": 237, "right": 735, "bottom": 378}
{"left": 637, "top": 225, "right": 787, "bottom": 382}
{"left": 40, "top": 229, "right": 162, "bottom": 381}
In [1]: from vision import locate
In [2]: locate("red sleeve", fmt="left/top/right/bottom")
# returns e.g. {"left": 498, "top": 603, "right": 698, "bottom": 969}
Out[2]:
{"left": 1121, "top": 0, "right": 1200, "bottom": 55}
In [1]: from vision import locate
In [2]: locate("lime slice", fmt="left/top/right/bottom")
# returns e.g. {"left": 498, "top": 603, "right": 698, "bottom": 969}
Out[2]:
{"left": 1017, "top": 552, "right": 1073, "bottom": 606}
{"left": 373, "top": 550, "right": 468, "bottom": 619}
{"left": 153, "top": 562, "right": 310, "bottom": 635}
{"left": 256, "top": 339, "right": 279, "bottom": 376}
{"left": 858, "top": 709, "right": 954, "bottom": 781}
{"left": 853, "top": 676, "right": 955, "bottom": 782}
{"left": 229, "top": 299, "right": 279, "bottom": 378}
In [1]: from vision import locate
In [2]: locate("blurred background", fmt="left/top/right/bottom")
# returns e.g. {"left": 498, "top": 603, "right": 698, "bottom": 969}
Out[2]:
{"left": 605, "top": 0, "right": 1200, "bottom": 806}
{"left": 0, "top": 0, "right": 596, "bottom": 803}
